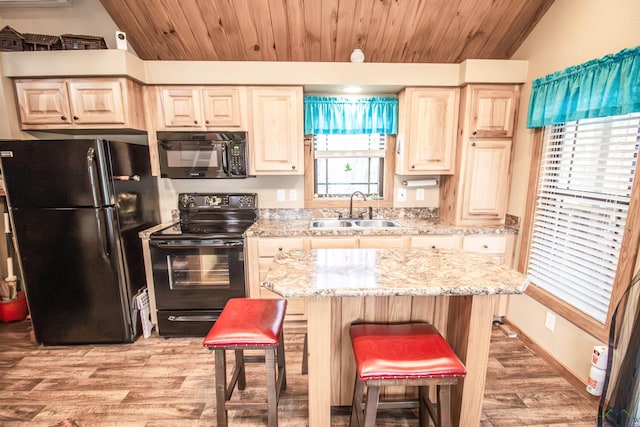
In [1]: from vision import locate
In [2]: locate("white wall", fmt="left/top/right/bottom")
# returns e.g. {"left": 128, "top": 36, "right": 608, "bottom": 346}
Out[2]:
{"left": 507, "top": 0, "right": 640, "bottom": 382}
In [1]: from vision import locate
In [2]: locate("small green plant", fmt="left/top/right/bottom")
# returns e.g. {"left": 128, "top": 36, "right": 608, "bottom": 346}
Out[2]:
{"left": 344, "top": 163, "right": 352, "bottom": 172}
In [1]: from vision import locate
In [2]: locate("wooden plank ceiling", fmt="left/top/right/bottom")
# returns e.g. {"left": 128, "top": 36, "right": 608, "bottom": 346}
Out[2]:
{"left": 99, "top": 0, "right": 555, "bottom": 63}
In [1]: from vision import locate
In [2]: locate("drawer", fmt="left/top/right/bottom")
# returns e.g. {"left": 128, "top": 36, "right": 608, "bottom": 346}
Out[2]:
{"left": 258, "top": 237, "right": 305, "bottom": 257}
{"left": 309, "top": 237, "right": 358, "bottom": 249}
{"left": 410, "top": 235, "right": 462, "bottom": 249}
{"left": 358, "top": 236, "right": 406, "bottom": 248}
{"left": 463, "top": 235, "right": 507, "bottom": 254}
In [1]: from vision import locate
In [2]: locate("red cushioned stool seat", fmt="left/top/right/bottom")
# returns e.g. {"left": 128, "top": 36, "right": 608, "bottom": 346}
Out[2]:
{"left": 349, "top": 323, "right": 466, "bottom": 427}
{"left": 203, "top": 298, "right": 287, "bottom": 427}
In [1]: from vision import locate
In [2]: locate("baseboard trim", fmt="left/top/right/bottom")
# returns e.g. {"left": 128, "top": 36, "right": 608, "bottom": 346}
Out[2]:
{"left": 501, "top": 319, "right": 600, "bottom": 408}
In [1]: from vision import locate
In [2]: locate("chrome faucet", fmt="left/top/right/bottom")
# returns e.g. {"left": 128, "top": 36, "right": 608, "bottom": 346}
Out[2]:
{"left": 349, "top": 191, "right": 367, "bottom": 219}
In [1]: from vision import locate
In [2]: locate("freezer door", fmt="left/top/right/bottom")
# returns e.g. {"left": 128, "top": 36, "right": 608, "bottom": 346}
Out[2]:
{"left": 12, "top": 206, "right": 134, "bottom": 344}
{"left": 0, "top": 139, "right": 111, "bottom": 209}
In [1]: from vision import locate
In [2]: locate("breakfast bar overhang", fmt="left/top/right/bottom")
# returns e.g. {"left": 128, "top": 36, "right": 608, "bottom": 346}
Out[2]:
{"left": 263, "top": 247, "right": 527, "bottom": 427}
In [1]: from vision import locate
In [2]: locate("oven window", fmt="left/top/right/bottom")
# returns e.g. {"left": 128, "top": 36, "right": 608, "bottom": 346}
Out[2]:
{"left": 167, "top": 253, "right": 230, "bottom": 288}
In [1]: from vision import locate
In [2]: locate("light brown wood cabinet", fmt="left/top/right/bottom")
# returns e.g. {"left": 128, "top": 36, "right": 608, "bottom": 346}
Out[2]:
{"left": 14, "top": 78, "right": 145, "bottom": 131}
{"left": 248, "top": 86, "right": 303, "bottom": 175}
{"left": 396, "top": 87, "right": 460, "bottom": 175}
{"left": 245, "top": 236, "right": 307, "bottom": 321}
{"left": 156, "top": 86, "right": 246, "bottom": 130}
{"left": 439, "top": 84, "right": 520, "bottom": 225}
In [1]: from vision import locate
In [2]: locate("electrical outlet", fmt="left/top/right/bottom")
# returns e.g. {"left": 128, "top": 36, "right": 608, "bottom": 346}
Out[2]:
{"left": 397, "top": 188, "right": 407, "bottom": 202}
{"left": 545, "top": 311, "right": 556, "bottom": 332}
{"left": 276, "top": 189, "right": 286, "bottom": 202}
{"left": 289, "top": 189, "right": 297, "bottom": 201}
{"left": 416, "top": 188, "right": 425, "bottom": 201}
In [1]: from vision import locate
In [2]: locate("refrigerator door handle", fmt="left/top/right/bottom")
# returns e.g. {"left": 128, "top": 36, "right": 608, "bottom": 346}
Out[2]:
{"left": 86, "top": 147, "right": 102, "bottom": 208}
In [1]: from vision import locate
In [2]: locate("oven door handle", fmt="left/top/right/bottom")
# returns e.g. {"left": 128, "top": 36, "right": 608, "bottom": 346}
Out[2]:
{"left": 149, "top": 240, "right": 243, "bottom": 248}
{"left": 167, "top": 315, "right": 220, "bottom": 322}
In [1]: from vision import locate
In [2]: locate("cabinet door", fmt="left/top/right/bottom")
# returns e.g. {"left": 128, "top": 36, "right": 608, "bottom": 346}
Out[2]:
{"left": 249, "top": 87, "right": 303, "bottom": 174}
{"left": 202, "top": 87, "right": 244, "bottom": 128}
{"left": 398, "top": 88, "right": 459, "bottom": 174}
{"left": 159, "top": 87, "right": 202, "bottom": 128}
{"left": 14, "top": 80, "right": 72, "bottom": 125}
{"left": 461, "top": 139, "right": 511, "bottom": 222}
{"left": 67, "top": 79, "right": 125, "bottom": 124}
{"left": 469, "top": 86, "right": 518, "bottom": 138}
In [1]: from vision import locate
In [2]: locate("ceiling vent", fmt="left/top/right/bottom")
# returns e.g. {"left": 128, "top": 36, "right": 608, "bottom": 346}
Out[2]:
{"left": 0, "top": 0, "right": 73, "bottom": 7}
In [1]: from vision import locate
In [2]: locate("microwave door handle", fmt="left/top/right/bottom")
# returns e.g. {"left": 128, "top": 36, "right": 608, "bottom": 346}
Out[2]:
{"left": 221, "top": 143, "right": 229, "bottom": 174}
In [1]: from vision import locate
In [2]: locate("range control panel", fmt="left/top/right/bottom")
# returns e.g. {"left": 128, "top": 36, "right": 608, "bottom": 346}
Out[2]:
{"left": 179, "top": 193, "right": 258, "bottom": 210}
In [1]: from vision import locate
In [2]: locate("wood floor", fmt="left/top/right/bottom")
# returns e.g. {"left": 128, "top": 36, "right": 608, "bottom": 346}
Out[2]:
{"left": 0, "top": 319, "right": 598, "bottom": 426}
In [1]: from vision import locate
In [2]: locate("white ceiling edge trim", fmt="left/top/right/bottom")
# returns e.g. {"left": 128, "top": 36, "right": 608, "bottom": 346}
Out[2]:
{"left": 1, "top": 50, "right": 528, "bottom": 90}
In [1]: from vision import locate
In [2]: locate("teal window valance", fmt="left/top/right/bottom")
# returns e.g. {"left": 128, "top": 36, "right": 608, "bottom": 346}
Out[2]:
{"left": 527, "top": 46, "right": 640, "bottom": 128}
{"left": 304, "top": 96, "right": 398, "bottom": 135}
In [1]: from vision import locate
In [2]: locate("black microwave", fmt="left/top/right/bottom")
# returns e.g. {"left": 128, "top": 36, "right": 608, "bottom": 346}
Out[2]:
{"left": 156, "top": 131, "right": 248, "bottom": 179}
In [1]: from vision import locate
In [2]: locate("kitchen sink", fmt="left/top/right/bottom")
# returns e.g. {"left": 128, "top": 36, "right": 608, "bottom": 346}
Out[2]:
{"left": 352, "top": 219, "right": 401, "bottom": 228}
{"left": 309, "top": 219, "right": 354, "bottom": 228}
{"left": 309, "top": 218, "right": 401, "bottom": 229}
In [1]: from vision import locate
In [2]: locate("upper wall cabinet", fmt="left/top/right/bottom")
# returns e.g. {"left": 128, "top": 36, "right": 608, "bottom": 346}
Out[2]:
{"left": 14, "top": 78, "right": 145, "bottom": 132}
{"left": 156, "top": 86, "right": 247, "bottom": 130}
{"left": 439, "top": 84, "right": 520, "bottom": 226}
{"left": 248, "top": 86, "right": 303, "bottom": 175}
{"left": 468, "top": 85, "right": 518, "bottom": 138}
{"left": 396, "top": 87, "right": 460, "bottom": 175}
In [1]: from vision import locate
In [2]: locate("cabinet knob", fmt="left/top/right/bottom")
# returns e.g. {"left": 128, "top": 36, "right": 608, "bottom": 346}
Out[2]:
{"left": 431, "top": 245, "right": 436, "bottom": 249}
{"left": 472, "top": 131, "right": 477, "bottom": 136}
{"left": 291, "top": 165, "right": 296, "bottom": 170}
{"left": 194, "top": 120, "right": 198, "bottom": 124}
{"left": 205, "top": 120, "right": 210, "bottom": 124}
{"left": 483, "top": 244, "right": 489, "bottom": 249}
{"left": 411, "top": 165, "right": 415, "bottom": 169}
{"left": 472, "top": 142, "right": 477, "bottom": 147}
{"left": 60, "top": 116, "right": 66, "bottom": 121}
{"left": 73, "top": 116, "right": 79, "bottom": 120}
{"left": 278, "top": 247, "right": 283, "bottom": 251}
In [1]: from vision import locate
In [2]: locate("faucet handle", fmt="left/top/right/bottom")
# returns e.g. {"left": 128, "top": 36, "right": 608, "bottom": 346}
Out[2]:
{"left": 333, "top": 210, "right": 343, "bottom": 219}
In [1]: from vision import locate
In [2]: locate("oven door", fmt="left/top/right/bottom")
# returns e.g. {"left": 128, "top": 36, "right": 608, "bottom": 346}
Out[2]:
{"left": 149, "top": 238, "right": 246, "bottom": 310}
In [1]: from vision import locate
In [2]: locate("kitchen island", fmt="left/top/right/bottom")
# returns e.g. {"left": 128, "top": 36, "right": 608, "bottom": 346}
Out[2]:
{"left": 263, "top": 247, "right": 527, "bottom": 427}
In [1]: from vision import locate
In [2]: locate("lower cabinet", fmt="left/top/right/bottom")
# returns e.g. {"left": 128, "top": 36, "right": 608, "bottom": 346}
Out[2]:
{"left": 246, "top": 236, "right": 307, "bottom": 321}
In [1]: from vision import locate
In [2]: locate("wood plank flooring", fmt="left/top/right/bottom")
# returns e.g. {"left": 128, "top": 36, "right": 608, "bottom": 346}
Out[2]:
{"left": 0, "top": 319, "right": 598, "bottom": 426}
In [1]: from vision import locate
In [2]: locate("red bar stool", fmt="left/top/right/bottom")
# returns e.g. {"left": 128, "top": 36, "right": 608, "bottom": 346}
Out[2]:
{"left": 349, "top": 323, "right": 467, "bottom": 427}
{"left": 203, "top": 298, "right": 287, "bottom": 427}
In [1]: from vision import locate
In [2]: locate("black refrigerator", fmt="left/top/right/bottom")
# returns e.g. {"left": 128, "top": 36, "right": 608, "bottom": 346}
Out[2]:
{"left": 0, "top": 138, "right": 159, "bottom": 345}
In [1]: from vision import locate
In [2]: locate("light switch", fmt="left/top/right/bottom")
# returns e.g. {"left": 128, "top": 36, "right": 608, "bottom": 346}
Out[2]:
{"left": 277, "top": 189, "right": 286, "bottom": 202}
{"left": 416, "top": 188, "right": 425, "bottom": 201}
{"left": 289, "top": 189, "right": 297, "bottom": 201}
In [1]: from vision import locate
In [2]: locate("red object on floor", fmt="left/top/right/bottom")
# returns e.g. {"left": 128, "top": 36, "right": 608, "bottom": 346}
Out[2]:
{"left": 0, "top": 291, "right": 28, "bottom": 323}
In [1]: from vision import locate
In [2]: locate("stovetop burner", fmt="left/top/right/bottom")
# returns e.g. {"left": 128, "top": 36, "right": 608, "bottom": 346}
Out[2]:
{"left": 150, "top": 193, "right": 258, "bottom": 240}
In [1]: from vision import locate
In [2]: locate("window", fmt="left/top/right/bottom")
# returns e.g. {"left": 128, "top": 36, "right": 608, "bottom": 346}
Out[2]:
{"left": 304, "top": 135, "right": 395, "bottom": 208}
{"left": 526, "top": 112, "right": 640, "bottom": 325}
{"left": 313, "top": 133, "right": 386, "bottom": 198}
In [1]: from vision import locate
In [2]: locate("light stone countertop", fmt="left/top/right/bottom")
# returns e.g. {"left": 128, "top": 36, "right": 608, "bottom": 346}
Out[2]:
{"left": 262, "top": 248, "right": 527, "bottom": 298}
{"left": 246, "top": 217, "right": 518, "bottom": 238}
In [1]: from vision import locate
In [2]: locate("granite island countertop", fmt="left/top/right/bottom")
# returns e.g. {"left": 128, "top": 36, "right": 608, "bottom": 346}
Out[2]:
{"left": 263, "top": 247, "right": 527, "bottom": 298}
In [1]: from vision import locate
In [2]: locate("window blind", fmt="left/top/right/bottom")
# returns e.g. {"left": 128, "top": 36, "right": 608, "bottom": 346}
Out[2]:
{"left": 313, "top": 134, "right": 386, "bottom": 158}
{"left": 527, "top": 113, "right": 640, "bottom": 323}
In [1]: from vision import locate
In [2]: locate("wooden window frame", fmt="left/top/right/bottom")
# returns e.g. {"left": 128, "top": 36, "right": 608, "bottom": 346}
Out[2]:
{"left": 304, "top": 135, "right": 396, "bottom": 209}
{"left": 517, "top": 128, "right": 640, "bottom": 343}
